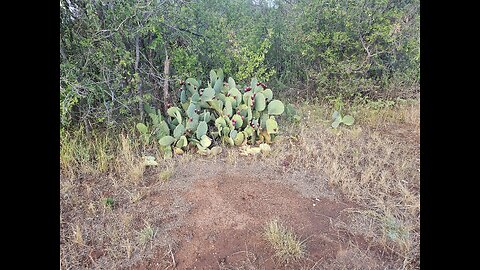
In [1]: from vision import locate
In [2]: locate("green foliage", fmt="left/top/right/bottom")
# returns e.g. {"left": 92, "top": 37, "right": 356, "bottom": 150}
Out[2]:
{"left": 143, "top": 156, "right": 159, "bottom": 166}
{"left": 284, "top": 103, "right": 301, "bottom": 123}
{"left": 103, "top": 197, "right": 115, "bottom": 208}
{"left": 61, "top": 0, "right": 419, "bottom": 130}
{"left": 331, "top": 111, "right": 355, "bottom": 128}
{"left": 136, "top": 69, "right": 285, "bottom": 158}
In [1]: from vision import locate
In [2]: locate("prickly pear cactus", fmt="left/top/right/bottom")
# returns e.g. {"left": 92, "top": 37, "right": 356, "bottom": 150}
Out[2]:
{"left": 331, "top": 110, "right": 355, "bottom": 128}
{"left": 136, "top": 69, "right": 286, "bottom": 158}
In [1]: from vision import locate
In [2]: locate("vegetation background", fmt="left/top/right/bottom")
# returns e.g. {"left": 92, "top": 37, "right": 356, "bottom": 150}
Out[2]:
{"left": 60, "top": 1, "right": 420, "bottom": 269}
{"left": 60, "top": 0, "right": 419, "bottom": 130}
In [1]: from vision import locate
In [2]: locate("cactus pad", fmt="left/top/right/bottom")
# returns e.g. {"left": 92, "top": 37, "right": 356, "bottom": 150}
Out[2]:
{"left": 267, "top": 100, "right": 284, "bottom": 115}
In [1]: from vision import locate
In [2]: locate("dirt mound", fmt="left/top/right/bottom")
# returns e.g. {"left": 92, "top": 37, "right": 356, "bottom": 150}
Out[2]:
{"left": 131, "top": 173, "right": 383, "bottom": 269}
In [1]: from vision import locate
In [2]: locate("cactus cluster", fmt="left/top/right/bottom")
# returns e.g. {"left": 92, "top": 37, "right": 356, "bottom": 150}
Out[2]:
{"left": 331, "top": 110, "right": 355, "bottom": 128}
{"left": 137, "top": 69, "right": 285, "bottom": 158}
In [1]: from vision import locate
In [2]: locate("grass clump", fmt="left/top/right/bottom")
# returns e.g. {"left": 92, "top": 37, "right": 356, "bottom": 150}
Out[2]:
{"left": 264, "top": 219, "right": 306, "bottom": 263}
{"left": 159, "top": 169, "right": 173, "bottom": 182}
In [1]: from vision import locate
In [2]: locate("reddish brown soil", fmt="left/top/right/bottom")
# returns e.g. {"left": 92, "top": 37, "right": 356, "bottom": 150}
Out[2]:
{"left": 132, "top": 173, "right": 387, "bottom": 269}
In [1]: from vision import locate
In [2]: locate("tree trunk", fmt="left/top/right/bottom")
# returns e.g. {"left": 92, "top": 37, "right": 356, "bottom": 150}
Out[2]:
{"left": 162, "top": 51, "right": 170, "bottom": 114}
{"left": 135, "top": 35, "right": 143, "bottom": 121}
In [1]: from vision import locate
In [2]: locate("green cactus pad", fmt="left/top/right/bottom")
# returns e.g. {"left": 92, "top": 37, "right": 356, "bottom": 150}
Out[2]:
{"left": 247, "top": 107, "right": 253, "bottom": 122}
{"left": 180, "top": 89, "right": 187, "bottom": 103}
{"left": 186, "top": 84, "right": 195, "bottom": 94}
{"left": 267, "top": 100, "right": 285, "bottom": 115}
{"left": 332, "top": 111, "right": 340, "bottom": 120}
{"left": 181, "top": 101, "right": 190, "bottom": 111}
{"left": 331, "top": 118, "right": 341, "bottom": 128}
{"left": 222, "top": 126, "right": 231, "bottom": 137}
{"left": 210, "top": 70, "right": 217, "bottom": 85}
{"left": 171, "top": 118, "right": 179, "bottom": 127}
{"left": 159, "top": 136, "right": 176, "bottom": 146}
{"left": 342, "top": 115, "right": 355, "bottom": 125}
{"left": 266, "top": 117, "right": 279, "bottom": 134}
{"left": 262, "top": 89, "right": 273, "bottom": 101}
{"left": 213, "top": 78, "right": 223, "bottom": 94}
{"left": 253, "top": 85, "right": 263, "bottom": 93}
{"left": 176, "top": 135, "right": 188, "bottom": 148}
{"left": 232, "top": 114, "right": 243, "bottom": 128}
{"left": 215, "top": 117, "right": 227, "bottom": 128}
{"left": 228, "top": 77, "right": 236, "bottom": 89}
{"left": 136, "top": 123, "right": 148, "bottom": 134}
{"left": 156, "top": 121, "right": 170, "bottom": 139}
{"left": 244, "top": 125, "right": 254, "bottom": 136}
{"left": 229, "top": 129, "right": 238, "bottom": 140}
{"left": 187, "top": 103, "right": 197, "bottom": 118}
{"left": 208, "top": 100, "right": 223, "bottom": 114}
{"left": 250, "top": 78, "right": 258, "bottom": 88}
{"left": 255, "top": 92, "right": 266, "bottom": 111}
{"left": 186, "top": 78, "right": 198, "bottom": 94}
{"left": 198, "top": 101, "right": 211, "bottom": 109}
{"left": 167, "top": 107, "right": 181, "bottom": 118}
{"left": 228, "top": 88, "right": 242, "bottom": 107}
{"left": 210, "top": 146, "right": 222, "bottom": 156}
{"left": 201, "top": 87, "right": 215, "bottom": 102}
{"left": 186, "top": 78, "right": 199, "bottom": 87}
{"left": 200, "top": 135, "right": 212, "bottom": 148}
{"left": 224, "top": 99, "right": 233, "bottom": 117}
{"left": 216, "top": 93, "right": 226, "bottom": 103}
{"left": 186, "top": 112, "right": 199, "bottom": 131}
{"left": 191, "top": 92, "right": 200, "bottom": 103}
{"left": 196, "top": 121, "right": 208, "bottom": 140}
{"left": 216, "top": 68, "right": 224, "bottom": 82}
{"left": 203, "top": 111, "right": 211, "bottom": 123}
{"left": 173, "top": 124, "right": 185, "bottom": 139}
{"left": 234, "top": 131, "right": 245, "bottom": 146}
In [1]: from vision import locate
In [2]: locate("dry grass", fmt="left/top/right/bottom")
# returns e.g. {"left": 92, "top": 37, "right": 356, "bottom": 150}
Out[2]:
{"left": 115, "top": 134, "right": 145, "bottom": 184}
{"left": 60, "top": 127, "right": 180, "bottom": 269}
{"left": 264, "top": 219, "right": 306, "bottom": 264}
{"left": 270, "top": 99, "right": 420, "bottom": 269}
{"left": 60, "top": 128, "right": 116, "bottom": 178}
{"left": 60, "top": 98, "right": 420, "bottom": 269}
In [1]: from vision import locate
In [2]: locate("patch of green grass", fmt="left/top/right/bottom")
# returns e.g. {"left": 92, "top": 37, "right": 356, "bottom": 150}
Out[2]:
{"left": 103, "top": 197, "right": 115, "bottom": 209}
{"left": 159, "top": 169, "right": 173, "bottom": 182}
{"left": 137, "top": 222, "right": 157, "bottom": 246}
{"left": 264, "top": 219, "right": 306, "bottom": 263}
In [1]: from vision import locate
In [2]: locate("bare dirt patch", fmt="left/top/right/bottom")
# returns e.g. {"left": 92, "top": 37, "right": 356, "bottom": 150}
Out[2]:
{"left": 131, "top": 171, "right": 392, "bottom": 269}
